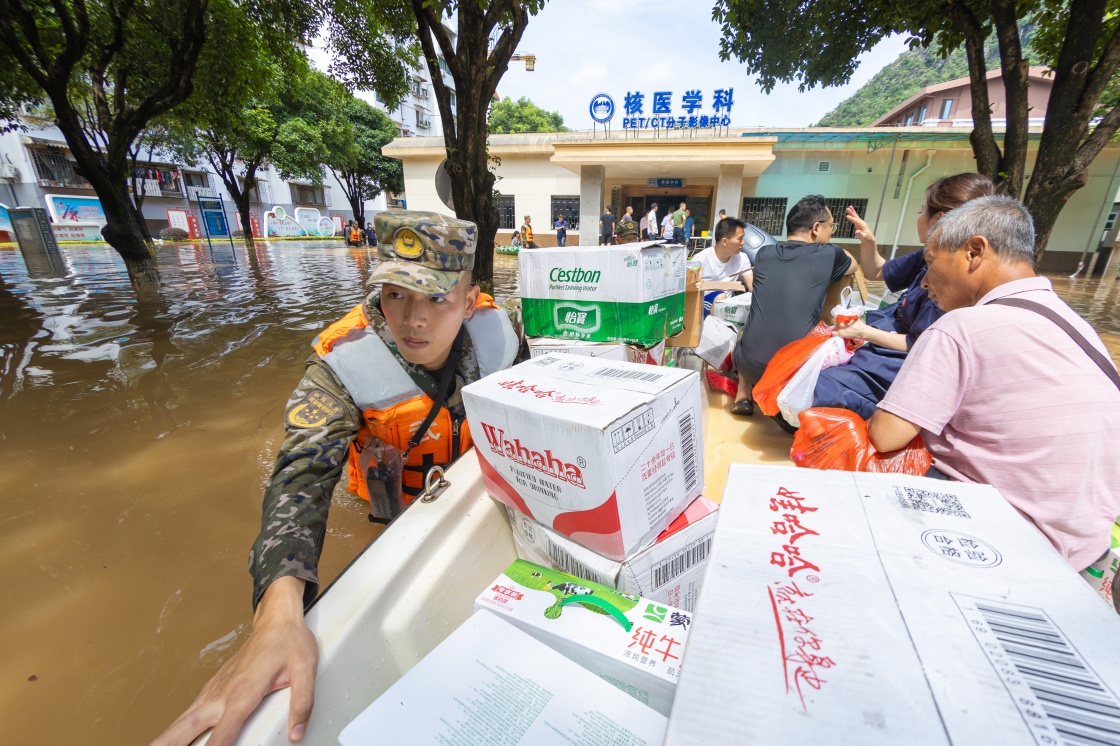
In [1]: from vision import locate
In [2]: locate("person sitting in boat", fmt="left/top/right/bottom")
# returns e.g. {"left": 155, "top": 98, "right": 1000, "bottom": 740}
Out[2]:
{"left": 868, "top": 195, "right": 1120, "bottom": 571}
{"left": 154, "top": 211, "right": 520, "bottom": 746}
{"left": 346, "top": 220, "right": 363, "bottom": 247}
{"left": 519, "top": 215, "right": 538, "bottom": 249}
{"left": 811, "top": 173, "right": 996, "bottom": 419}
{"left": 695, "top": 217, "right": 753, "bottom": 317}
{"left": 731, "top": 195, "right": 856, "bottom": 417}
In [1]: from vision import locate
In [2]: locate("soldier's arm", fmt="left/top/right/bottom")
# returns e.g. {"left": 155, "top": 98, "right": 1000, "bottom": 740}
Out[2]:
{"left": 248, "top": 357, "right": 363, "bottom": 610}
{"left": 153, "top": 359, "right": 360, "bottom": 746}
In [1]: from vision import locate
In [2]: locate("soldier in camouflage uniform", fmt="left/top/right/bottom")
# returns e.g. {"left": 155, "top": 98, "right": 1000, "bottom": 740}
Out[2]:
{"left": 156, "top": 211, "right": 520, "bottom": 746}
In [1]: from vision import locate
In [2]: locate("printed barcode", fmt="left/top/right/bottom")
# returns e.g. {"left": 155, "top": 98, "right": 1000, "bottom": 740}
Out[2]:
{"left": 956, "top": 595, "right": 1120, "bottom": 745}
{"left": 679, "top": 411, "right": 699, "bottom": 495}
{"left": 591, "top": 367, "right": 666, "bottom": 383}
{"left": 547, "top": 538, "right": 603, "bottom": 586}
{"left": 895, "top": 486, "right": 971, "bottom": 519}
{"left": 652, "top": 535, "right": 712, "bottom": 590}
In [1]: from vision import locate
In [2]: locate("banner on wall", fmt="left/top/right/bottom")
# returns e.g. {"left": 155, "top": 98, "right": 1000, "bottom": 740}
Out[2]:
{"left": 263, "top": 205, "right": 335, "bottom": 238}
{"left": 0, "top": 204, "right": 13, "bottom": 239}
{"left": 166, "top": 208, "right": 202, "bottom": 239}
{"left": 44, "top": 194, "right": 107, "bottom": 225}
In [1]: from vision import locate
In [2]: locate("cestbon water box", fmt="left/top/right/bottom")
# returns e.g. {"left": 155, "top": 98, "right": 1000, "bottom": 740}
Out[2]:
{"left": 519, "top": 242, "right": 686, "bottom": 344}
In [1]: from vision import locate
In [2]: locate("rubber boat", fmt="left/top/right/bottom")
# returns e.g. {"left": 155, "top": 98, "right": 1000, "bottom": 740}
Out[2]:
{"left": 195, "top": 384, "right": 792, "bottom": 745}
{"left": 495, "top": 244, "right": 520, "bottom": 255}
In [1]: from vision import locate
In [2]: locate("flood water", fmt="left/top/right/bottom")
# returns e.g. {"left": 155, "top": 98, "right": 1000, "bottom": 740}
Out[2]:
{"left": 1, "top": 240, "right": 1118, "bottom": 744}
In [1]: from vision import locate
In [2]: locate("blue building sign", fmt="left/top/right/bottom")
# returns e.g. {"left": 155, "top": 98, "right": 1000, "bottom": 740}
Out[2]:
{"left": 649, "top": 178, "right": 685, "bottom": 188}
{"left": 606, "top": 88, "right": 735, "bottom": 130}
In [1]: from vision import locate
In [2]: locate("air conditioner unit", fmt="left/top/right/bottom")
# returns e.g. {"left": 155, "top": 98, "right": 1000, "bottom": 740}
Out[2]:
{"left": 0, "top": 165, "right": 16, "bottom": 179}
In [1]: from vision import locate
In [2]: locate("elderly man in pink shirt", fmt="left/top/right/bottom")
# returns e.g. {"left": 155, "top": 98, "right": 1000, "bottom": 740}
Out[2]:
{"left": 868, "top": 195, "right": 1120, "bottom": 570}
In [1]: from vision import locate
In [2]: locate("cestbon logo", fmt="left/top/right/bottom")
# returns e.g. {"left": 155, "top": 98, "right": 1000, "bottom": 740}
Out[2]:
{"left": 589, "top": 93, "right": 615, "bottom": 123}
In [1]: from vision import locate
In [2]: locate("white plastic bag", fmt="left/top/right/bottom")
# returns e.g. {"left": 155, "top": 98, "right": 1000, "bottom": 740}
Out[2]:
{"left": 830, "top": 286, "right": 875, "bottom": 325}
{"left": 776, "top": 337, "right": 852, "bottom": 427}
{"left": 695, "top": 316, "right": 738, "bottom": 371}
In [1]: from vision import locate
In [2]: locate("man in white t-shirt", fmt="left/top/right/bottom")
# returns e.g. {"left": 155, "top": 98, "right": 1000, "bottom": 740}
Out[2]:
{"left": 694, "top": 217, "right": 752, "bottom": 290}
{"left": 646, "top": 203, "right": 658, "bottom": 239}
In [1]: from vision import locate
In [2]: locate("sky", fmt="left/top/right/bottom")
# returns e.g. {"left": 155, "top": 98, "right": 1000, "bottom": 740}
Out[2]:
{"left": 493, "top": 0, "right": 911, "bottom": 129}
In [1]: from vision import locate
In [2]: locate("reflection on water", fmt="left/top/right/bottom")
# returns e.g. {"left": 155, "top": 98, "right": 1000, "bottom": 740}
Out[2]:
{"left": 0, "top": 241, "right": 1114, "bottom": 743}
{"left": 0, "top": 241, "right": 521, "bottom": 745}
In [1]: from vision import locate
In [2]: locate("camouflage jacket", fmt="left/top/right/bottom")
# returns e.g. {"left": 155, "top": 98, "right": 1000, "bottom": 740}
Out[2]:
{"left": 248, "top": 291, "right": 492, "bottom": 609}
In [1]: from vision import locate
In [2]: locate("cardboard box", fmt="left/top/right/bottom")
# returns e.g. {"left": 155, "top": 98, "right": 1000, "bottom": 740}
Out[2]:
{"left": 527, "top": 337, "right": 666, "bottom": 366}
{"left": 340, "top": 610, "right": 667, "bottom": 745}
{"left": 476, "top": 560, "right": 692, "bottom": 716}
{"left": 505, "top": 495, "right": 718, "bottom": 612}
{"left": 666, "top": 466, "right": 1120, "bottom": 745}
{"left": 1080, "top": 521, "right": 1120, "bottom": 608}
{"left": 463, "top": 354, "right": 704, "bottom": 560}
{"left": 710, "top": 292, "right": 751, "bottom": 327}
{"left": 666, "top": 276, "right": 703, "bottom": 349}
{"left": 519, "top": 242, "right": 686, "bottom": 344}
{"left": 694, "top": 316, "right": 737, "bottom": 371}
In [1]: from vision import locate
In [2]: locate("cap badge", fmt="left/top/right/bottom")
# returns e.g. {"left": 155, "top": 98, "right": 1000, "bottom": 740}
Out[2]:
{"left": 394, "top": 227, "right": 423, "bottom": 259}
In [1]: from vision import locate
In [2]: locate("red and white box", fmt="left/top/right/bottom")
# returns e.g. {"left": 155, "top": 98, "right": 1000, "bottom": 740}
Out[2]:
{"left": 666, "top": 466, "right": 1120, "bottom": 745}
{"left": 505, "top": 496, "right": 718, "bottom": 612}
{"left": 463, "top": 354, "right": 704, "bottom": 560}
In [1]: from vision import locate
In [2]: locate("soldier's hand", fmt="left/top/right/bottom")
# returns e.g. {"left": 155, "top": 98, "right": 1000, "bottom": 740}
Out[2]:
{"left": 151, "top": 577, "right": 317, "bottom": 746}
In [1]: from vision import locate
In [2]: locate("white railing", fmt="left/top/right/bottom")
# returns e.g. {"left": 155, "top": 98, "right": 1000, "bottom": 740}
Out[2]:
{"left": 187, "top": 185, "right": 215, "bottom": 200}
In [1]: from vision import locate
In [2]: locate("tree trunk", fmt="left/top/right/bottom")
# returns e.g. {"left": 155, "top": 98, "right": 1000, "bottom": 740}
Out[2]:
{"left": 234, "top": 192, "right": 255, "bottom": 249}
{"left": 98, "top": 181, "right": 161, "bottom": 298}
{"left": 409, "top": 0, "right": 529, "bottom": 293}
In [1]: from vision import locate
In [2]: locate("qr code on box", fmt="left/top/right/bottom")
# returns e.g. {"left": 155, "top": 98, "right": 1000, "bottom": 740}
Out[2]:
{"left": 894, "top": 486, "right": 971, "bottom": 519}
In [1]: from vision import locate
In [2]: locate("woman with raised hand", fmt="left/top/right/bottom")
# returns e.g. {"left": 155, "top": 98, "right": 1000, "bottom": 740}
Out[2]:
{"left": 811, "top": 173, "right": 996, "bottom": 418}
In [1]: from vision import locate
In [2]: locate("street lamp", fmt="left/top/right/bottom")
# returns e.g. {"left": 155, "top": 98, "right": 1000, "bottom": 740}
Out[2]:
{"left": 510, "top": 54, "right": 536, "bottom": 71}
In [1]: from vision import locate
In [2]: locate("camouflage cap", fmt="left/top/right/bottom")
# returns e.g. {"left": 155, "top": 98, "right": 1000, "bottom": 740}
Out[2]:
{"left": 368, "top": 210, "right": 477, "bottom": 295}
{"left": 617, "top": 218, "right": 639, "bottom": 237}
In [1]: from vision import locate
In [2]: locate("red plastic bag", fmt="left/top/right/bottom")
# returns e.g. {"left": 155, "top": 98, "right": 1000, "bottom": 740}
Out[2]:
{"left": 751, "top": 323, "right": 833, "bottom": 417}
{"left": 706, "top": 368, "right": 739, "bottom": 397}
{"left": 790, "top": 407, "right": 932, "bottom": 476}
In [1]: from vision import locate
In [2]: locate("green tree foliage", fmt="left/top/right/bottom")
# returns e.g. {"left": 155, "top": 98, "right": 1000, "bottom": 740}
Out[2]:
{"left": 489, "top": 96, "right": 567, "bottom": 133}
{"left": 410, "top": 0, "right": 548, "bottom": 288}
{"left": 713, "top": 0, "right": 1120, "bottom": 259}
{"left": 0, "top": 0, "right": 414, "bottom": 295}
{"left": 319, "top": 95, "right": 404, "bottom": 226}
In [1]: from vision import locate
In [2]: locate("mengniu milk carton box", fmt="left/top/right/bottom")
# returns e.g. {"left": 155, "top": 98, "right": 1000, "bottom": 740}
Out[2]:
{"left": 665, "top": 465, "right": 1120, "bottom": 745}
{"left": 462, "top": 354, "right": 704, "bottom": 561}
{"left": 476, "top": 559, "right": 692, "bottom": 716}
{"left": 505, "top": 495, "right": 718, "bottom": 612}
{"left": 527, "top": 336, "right": 667, "bottom": 366}
{"left": 1081, "top": 521, "right": 1120, "bottom": 608}
{"left": 340, "top": 610, "right": 667, "bottom": 746}
{"left": 519, "top": 242, "right": 687, "bottom": 345}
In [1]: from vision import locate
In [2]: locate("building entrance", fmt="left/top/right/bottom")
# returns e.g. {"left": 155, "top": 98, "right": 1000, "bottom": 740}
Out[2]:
{"left": 621, "top": 188, "right": 712, "bottom": 240}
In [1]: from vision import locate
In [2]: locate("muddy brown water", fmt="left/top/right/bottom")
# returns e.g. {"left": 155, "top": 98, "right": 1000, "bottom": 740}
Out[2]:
{"left": 1, "top": 241, "right": 1117, "bottom": 744}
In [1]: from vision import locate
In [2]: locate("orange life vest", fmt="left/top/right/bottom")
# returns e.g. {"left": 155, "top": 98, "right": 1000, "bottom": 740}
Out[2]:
{"left": 313, "top": 294, "right": 518, "bottom": 501}
{"left": 348, "top": 226, "right": 362, "bottom": 243}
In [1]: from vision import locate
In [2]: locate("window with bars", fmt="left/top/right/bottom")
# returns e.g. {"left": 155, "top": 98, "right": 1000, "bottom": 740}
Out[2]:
{"left": 496, "top": 194, "right": 515, "bottom": 230}
{"left": 550, "top": 195, "right": 580, "bottom": 230}
{"left": 823, "top": 197, "right": 868, "bottom": 240}
{"left": 29, "top": 147, "right": 92, "bottom": 188}
{"left": 289, "top": 183, "right": 325, "bottom": 205}
{"left": 741, "top": 197, "right": 787, "bottom": 235}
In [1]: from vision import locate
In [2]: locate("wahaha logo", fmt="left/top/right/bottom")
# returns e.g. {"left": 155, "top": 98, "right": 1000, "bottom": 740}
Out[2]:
{"left": 480, "top": 423, "right": 586, "bottom": 489}
{"left": 497, "top": 379, "right": 601, "bottom": 405}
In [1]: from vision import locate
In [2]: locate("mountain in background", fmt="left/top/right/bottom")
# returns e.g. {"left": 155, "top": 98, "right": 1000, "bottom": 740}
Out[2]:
{"left": 817, "top": 27, "right": 1036, "bottom": 127}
